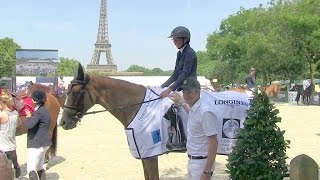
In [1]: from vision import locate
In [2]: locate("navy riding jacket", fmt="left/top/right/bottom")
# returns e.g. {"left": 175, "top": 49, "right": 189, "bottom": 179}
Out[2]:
{"left": 161, "top": 44, "right": 197, "bottom": 91}
{"left": 25, "top": 105, "right": 52, "bottom": 148}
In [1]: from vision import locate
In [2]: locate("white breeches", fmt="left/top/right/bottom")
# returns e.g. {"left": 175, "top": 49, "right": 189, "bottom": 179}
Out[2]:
{"left": 27, "top": 146, "right": 49, "bottom": 172}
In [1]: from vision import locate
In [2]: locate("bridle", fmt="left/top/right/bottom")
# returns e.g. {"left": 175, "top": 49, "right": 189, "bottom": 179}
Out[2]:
{"left": 63, "top": 75, "right": 161, "bottom": 122}
{"left": 63, "top": 76, "right": 94, "bottom": 121}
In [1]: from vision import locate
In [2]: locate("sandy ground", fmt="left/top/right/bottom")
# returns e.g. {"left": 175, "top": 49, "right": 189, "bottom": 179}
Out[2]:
{"left": 14, "top": 103, "right": 320, "bottom": 180}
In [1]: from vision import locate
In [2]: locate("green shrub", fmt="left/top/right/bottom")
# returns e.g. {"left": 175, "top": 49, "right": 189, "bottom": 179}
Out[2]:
{"left": 226, "top": 93, "right": 290, "bottom": 180}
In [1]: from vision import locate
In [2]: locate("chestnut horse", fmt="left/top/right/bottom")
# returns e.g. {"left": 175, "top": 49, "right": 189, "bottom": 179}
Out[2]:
{"left": 60, "top": 64, "right": 160, "bottom": 179}
{"left": 60, "top": 64, "right": 250, "bottom": 179}
{"left": 7, "top": 87, "right": 60, "bottom": 162}
{"left": 229, "top": 86, "right": 247, "bottom": 94}
{"left": 229, "top": 86, "right": 257, "bottom": 98}
{"left": 260, "top": 83, "right": 281, "bottom": 97}
{"left": 27, "top": 82, "right": 67, "bottom": 108}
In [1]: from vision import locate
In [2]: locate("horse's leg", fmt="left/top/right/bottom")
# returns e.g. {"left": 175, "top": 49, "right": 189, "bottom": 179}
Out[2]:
{"left": 141, "top": 156, "right": 159, "bottom": 180}
{"left": 295, "top": 92, "right": 300, "bottom": 105}
{"left": 302, "top": 95, "right": 306, "bottom": 105}
{"left": 141, "top": 160, "right": 149, "bottom": 180}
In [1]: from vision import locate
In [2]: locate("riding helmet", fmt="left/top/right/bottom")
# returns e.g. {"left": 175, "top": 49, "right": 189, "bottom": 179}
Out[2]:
{"left": 168, "top": 26, "right": 190, "bottom": 38}
{"left": 31, "top": 90, "right": 46, "bottom": 103}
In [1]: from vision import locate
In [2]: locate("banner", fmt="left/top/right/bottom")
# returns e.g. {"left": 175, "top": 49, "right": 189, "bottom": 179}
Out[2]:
{"left": 15, "top": 49, "right": 58, "bottom": 76}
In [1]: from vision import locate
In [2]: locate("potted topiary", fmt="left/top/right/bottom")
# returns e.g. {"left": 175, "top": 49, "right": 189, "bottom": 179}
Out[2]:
{"left": 226, "top": 92, "right": 290, "bottom": 180}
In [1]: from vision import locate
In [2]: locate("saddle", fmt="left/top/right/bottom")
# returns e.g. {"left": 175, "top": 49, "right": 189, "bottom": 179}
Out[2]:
{"left": 163, "top": 104, "right": 187, "bottom": 152}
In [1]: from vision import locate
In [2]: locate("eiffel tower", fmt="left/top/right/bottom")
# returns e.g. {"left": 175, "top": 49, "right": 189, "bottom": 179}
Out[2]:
{"left": 87, "top": 0, "right": 117, "bottom": 72}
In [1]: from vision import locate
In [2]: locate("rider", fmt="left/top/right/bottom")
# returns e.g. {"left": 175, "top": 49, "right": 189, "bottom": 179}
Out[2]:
{"left": 245, "top": 67, "right": 258, "bottom": 92}
{"left": 302, "top": 79, "right": 310, "bottom": 91}
{"left": 160, "top": 26, "right": 197, "bottom": 98}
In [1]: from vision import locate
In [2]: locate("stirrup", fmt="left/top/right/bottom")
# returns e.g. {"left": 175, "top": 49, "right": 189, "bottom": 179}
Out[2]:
{"left": 166, "top": 141, "right": 186, "bottom": 152}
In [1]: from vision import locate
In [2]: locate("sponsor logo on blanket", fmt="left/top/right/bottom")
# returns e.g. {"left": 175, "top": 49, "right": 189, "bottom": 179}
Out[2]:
{"left": 222, "top": 118, "right": 240, "bottom": 139}
{"left": 213, "top": 100, "right": 249, "bottom": 107}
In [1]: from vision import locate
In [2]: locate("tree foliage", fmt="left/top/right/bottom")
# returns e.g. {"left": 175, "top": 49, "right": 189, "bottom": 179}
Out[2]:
{"left": 0, "top": 37, "right": 21, "bottom": 77}
{"left": 227, "top": 93, "right": 290, "bottom": 179}
{"left": 202, "top": 0, "right": 320, "bottom": 85}
{"left": 57, "top": 57, "right": 80, "bottom": 76}
{"left": 125, "top": 64, "right": 173, "bottom": 76}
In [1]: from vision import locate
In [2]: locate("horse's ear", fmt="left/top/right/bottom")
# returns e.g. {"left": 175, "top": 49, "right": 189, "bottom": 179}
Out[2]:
{"left": 75, "top": 63, "right": 85, "bottom": 81}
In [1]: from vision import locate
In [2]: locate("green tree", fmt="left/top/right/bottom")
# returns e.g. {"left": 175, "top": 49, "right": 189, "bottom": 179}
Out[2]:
{"left": 125, "top": 65, "right": 172, "bottom": 76}
{"left": 197, "top": 51, "right": 215, "bottom": 80}
{"left": 58, "top": 57, "right": 80, "bottom": 76}
{"left": 281, "top": 0, "right": 320, "bottom": 84}
{"left": 0, "top": 37, "right": 21, "bottom": 77}
{"left": 126, "top": 65, "right": 151, "bottom": 74}
{"left": 227, "top": 93, "right": 290, "bottom": 179}
{"left": 205, "top": 1, "right": 320, "bottom": 85}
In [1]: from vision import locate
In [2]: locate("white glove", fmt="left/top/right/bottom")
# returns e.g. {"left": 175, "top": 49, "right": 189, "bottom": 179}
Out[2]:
{"left": 169, "top": 92, "right": 185, "bottom": 106}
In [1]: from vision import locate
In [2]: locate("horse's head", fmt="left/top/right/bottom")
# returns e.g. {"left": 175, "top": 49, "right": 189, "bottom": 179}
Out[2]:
{"left": 60, "top": 64, "right": 95, "bottom": 130}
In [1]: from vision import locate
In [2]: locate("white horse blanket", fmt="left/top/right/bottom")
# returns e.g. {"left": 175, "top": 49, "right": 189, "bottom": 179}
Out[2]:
{"left": 125, "top": 88, "right": 250, "bottom": 159}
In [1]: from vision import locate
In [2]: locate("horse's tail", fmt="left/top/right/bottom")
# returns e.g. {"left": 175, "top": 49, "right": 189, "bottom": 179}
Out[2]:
{"left": 50, "top": 123, "right": 58, "bottom": 157}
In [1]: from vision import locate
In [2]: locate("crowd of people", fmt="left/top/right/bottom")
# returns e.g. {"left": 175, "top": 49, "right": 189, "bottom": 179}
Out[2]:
{"left": 16, "top": 62, "right": 58, "bottom": 76}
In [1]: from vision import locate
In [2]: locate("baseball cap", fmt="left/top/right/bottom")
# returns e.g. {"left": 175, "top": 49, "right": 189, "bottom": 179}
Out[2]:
{"left": 182, "top": 77, "right": 200, "bottom": 91}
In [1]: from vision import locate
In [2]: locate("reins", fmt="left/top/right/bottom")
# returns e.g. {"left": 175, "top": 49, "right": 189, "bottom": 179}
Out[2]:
{"left": 64, "top": 74, "right": 162, "bottom": 119}
{"left": 74, "top": 97, "right": 161, "bottom": 118}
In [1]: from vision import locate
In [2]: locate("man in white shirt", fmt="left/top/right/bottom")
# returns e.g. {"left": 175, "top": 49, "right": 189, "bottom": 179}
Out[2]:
{"left": 170, "top": 77, "right": 218, "bottom": 180}
{"left": 303, "top": 79, "right": 310, "bottom": 91}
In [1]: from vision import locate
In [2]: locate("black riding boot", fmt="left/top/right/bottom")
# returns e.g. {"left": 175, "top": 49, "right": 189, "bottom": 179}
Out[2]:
{"left": 14, "top": 166, "right": 21, "bottom": 178}
{"left": 37, "top": 169, "right": 47, "bottom": 180}
{"left": 28, "top": 170, "right": 39, "bottom": 180}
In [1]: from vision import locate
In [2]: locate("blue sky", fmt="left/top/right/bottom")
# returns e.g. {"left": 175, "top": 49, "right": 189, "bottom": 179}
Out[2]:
{"left": 0, "top": 0, "right": 269, "bottom": 71}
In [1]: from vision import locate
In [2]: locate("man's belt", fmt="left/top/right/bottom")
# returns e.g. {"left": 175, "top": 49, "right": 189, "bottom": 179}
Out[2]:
{"left": 188, "top": 154, "right": 207, "bottom": 159}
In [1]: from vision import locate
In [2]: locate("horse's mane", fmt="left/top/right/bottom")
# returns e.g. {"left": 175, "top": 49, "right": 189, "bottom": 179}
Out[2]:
{"left": 90, "top": 74, "right": 146, "bottom": 89}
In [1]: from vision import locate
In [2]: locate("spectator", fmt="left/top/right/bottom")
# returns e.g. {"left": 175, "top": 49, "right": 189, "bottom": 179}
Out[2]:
{"left": 303, "top": 79, "right": 310, "bottom": 91}
{"left": 0, "top": 91, "right": 21, "bottom": 178}
{"left": 0, "top": 150, "right": 14, "bottom": 180}
{"left": 57, "top": 75, "right": 66, "bottom": 95}
{"left": 25, "top": 90, "right": 51, "bottom": 180}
